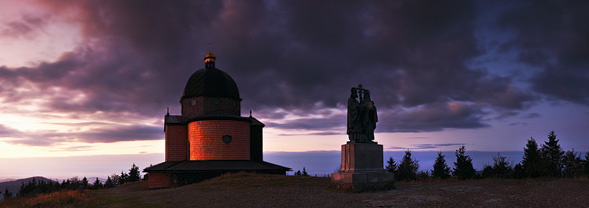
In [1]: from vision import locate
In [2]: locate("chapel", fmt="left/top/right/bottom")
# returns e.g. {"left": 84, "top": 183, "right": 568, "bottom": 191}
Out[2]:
{"left": 144, "top": 52, "right": 290, "bottom": 188}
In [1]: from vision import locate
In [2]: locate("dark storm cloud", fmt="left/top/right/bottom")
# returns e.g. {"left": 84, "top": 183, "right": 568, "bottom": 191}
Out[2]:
{"left": 522, "top": 112, "right": 540, "bottom": 119}
{"left": 266, "top": 117, "right": 343, "bottom": 131}
{"left": 496, "top": 0, "right": 589, "bottom": 105}
{"left": 1, "top": 124, "right": 162, "bottom": 146}
{"left": 378, "top": 102, "right": 489, "bottom": 132}
{"left": 1, "top": 0, "right": 557, "bottom": 144}
{"left": 69, "top": 125, "right": 163, "bottom": 143}
{"left": 413, "top": 143, "right": 465, "bottom": 150}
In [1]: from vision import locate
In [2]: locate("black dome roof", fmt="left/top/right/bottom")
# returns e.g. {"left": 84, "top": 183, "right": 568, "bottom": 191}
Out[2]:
{"left": 182, "top": 67, "right": 240, "bottom": 100}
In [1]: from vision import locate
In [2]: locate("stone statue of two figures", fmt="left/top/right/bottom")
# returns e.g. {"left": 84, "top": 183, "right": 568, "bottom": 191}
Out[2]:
{"left": 347, "top": 84, "right": 378, "bottom": 143}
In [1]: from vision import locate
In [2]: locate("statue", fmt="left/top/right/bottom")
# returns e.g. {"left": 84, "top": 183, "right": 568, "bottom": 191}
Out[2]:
{"left": 334, "top": 84, "right": 393, "bottom": 193}
{"left": 347, "top": 84, "right": 378, "bottom": 143}
{"left": 347, "top": 88, "right": 362, "bottom": 141}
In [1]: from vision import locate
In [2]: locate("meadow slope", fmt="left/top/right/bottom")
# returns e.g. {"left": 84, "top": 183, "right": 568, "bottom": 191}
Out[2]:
{"left": 2, "top": 173, "right": 588, "bottom": 207}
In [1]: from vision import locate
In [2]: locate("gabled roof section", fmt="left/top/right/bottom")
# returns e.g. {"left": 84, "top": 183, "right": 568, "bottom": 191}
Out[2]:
{"left": 144, "top": 160, "right": 291, "bottom": 172}
{"left": 248, "top": 116, "right": 265, "bottom": 127}
{"left": 165, "top": 115, "right": 185, "bottom": 125}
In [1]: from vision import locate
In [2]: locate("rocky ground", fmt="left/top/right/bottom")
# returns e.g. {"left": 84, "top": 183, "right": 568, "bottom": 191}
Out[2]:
{"left": 89, "top": 173, "right": 589, "bottom": 207}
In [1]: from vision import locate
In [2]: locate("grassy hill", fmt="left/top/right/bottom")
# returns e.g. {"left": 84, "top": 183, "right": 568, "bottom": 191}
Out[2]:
{"left": 1, "top": 173, "right": 588, "bottom": 207}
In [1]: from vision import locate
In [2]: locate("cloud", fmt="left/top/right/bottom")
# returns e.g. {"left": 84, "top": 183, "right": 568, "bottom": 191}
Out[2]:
{"left": 0, "top": 124, "right": 19, "bottom": 136}
{"left": 496, "top": 0, "right": 589, "bottom": 105}
{"left": 377, "top": 102, "right": 490, "bottom": 132}
{"left": 0, "top": 0, "right": 565, "bottom": 146}
{"left": 413, "top": 143, "right": 466, "bottom": 150}
{"left": 0, "top": 14, "right": 47, "bottom": 39}
{"left": 522, "top": 112, "right": 540, "bottom": 119}
{"left": 1, "top": 124, "right": 163, "bottom": 146}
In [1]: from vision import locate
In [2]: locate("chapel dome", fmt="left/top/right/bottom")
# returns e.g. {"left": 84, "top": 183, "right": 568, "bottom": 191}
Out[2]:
{"left": 182, "top": 53, "right": 240, "bottom": 100}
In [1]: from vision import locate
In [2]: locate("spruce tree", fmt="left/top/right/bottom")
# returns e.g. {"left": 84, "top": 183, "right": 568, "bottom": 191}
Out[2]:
{"left": 395, "top": 150, "right": 419, "bottom": 181}
{"left": 453, "top": 145, "right": 475, "bottom": 180}
{"left": 541, "top": 131, "right": 564, "bottom": 177}
{"left": 562, "top": 149, "right": 583, "bottom": 178}
{"left": 522, "top": 137, "right": 541, "bottom": 177}
{"left": 302, "top": 167, "right": 309, "bottom": 176}
{"left": 492, "top": 152, "right": 512, "bottom": 178}
{"left": 582, "top": 152, "right": 589, "bottom": 176}
{"left": 512, "top": 163, "right": 525, "bottom": 179}
{"left": 385, "top": 156, "right": 398, "bottom": 173}
{"left": 432, "top": 152, "right": 451, "bottom": 179}
{"left": 128, "top": 163, "right": 141, "bottom": 182}
{"left": 482, "top": 164, "right": 494, "bottom": 178}
{"left": 82, "top": 177, "right": 89, "bottom": 188}
{"left": 104, "top": 176, "right": 114, "bottom": 188}
{"left": 3, "top": 188, "right": 11, "bottom": 199}
{"left": 92, "top": 178, "right": 103, "bottom": 189}
{"left": 119, "top": 171, "right": 128, "bottom": 184}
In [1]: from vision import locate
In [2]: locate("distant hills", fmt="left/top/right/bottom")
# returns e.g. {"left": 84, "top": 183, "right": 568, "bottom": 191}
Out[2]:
{"left": 0, "top": 176, "right": 55, "bottom": 200}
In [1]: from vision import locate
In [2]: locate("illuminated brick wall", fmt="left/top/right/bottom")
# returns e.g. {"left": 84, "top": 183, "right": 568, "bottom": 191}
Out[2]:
{"left": 188, "top": 120, "right": 250, "bottom": 160}
{"left": 181, "top": 97, "right": 241, "bottom": 119}
{"left": 165, "top": 125, "right": 188, "bottom": 161}
{"left": 148, "top": 173, "right": 171, "bottom": 189}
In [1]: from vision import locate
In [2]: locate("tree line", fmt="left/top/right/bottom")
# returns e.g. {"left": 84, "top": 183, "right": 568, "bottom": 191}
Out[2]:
{"left": 386, "top": 131, "right": 589, "bottom": 181}
{"left": 2, "top": 163, "right": 142, "bottom": 200}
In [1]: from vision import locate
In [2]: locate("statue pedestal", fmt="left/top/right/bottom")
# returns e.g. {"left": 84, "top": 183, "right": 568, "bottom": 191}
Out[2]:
{"left": 331, "top": 143, "right": 394, "bottom": 192}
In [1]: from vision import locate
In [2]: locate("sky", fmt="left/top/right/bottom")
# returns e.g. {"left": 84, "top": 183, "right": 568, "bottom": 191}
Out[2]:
{"left": 0, "top": 0, "right": 588, "bottom": 179}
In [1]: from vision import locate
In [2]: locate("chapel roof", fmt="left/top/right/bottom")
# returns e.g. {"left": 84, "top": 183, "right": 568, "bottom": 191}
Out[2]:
{"left": 182, "top": 54, "right": 240, "bottom": 100}
{"left": 143, "top": 160, "right": 291, "bottom": 172}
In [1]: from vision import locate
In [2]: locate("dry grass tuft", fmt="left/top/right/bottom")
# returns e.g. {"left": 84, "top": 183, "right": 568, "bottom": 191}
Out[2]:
{"left": 0, "top": 190, "right": 95, "bottom": 208}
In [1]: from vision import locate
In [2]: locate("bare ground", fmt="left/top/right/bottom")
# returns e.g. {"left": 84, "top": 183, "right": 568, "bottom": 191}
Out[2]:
{"left": 90, "top": 173, "right": 589, "bottom": 208}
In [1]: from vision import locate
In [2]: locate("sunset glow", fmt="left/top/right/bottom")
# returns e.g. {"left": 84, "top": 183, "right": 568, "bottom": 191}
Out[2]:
{"left": 1, "top": 0, "right": 588, "bottom": 180}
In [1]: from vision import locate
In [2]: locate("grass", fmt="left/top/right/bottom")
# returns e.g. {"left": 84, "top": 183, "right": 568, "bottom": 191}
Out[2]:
{"left": 1, "top": 173, "right": 588, "bottom": 207}
{"left": 0, "top": 190, "right": 95, "bottom": 208}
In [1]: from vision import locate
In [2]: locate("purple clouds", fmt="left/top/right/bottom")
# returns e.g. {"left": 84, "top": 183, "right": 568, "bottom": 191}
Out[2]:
{"left": 0, "top": 0, "right": 587, "bottom": 145}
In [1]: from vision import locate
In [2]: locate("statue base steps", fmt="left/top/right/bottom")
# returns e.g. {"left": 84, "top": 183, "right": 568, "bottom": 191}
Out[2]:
{"left": 331, "top": 143, "right": 394, "bottom": 192}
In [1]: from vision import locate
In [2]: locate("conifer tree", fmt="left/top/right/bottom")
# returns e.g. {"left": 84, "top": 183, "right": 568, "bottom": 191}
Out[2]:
{"left": 385, "top": 156, "right": 398, "bottom": 173}
{"left": 482, "top": 164, "right": 494, "bottom": 178}
{"left": 3, "top": 187, "right": 11, "bottom": 199}
{"left": 432, "top": 152, "right": 451, "bottom": 179}
{"left": 541, "top": 131, "right": 564, "bottom": 177}
{"left": 82, "top": 177, "right": 89, "bottom": 188}
{"left": 584, "top": 152, "right": 589, "bottom": 176}
{"left": 562, "top": 149, "right": 583, "bottom": 178}
{"left": 492, "top": 153, "right": 512, "bottom": 178}
{"left": 104, "top": 176, "right": 114, "bottom": 188}
{"left": 128, "top": 163, "right": 141, "bottom": 182}
{"left": 396, "top": 150, "right": 419, "bottom": 181}
{"left": 110, "top": 174, "right": 121, "bottom": 186}
{"left": 302, "top": 167, "right": 309, "bottom": 176}
{"left": 522, "top": 137, "right": 542, "bottom": 177}
{"left": 119, "top": 171, "right": 128, "bottom": 184}
{"left": 92, "top": 178, "right": 103, "bottom": 189}
{"left": 453, "top": 146, "right": 475, "bottom": 180}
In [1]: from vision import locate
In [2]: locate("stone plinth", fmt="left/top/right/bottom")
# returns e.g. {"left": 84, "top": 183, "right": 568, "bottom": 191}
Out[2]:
{"left": 331, "top": 143, "right": 394, "bottom": 192}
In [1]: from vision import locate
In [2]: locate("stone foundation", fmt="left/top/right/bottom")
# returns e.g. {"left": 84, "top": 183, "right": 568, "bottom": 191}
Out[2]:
{"left": 331, "top": 143, "right": 394, "bottom": 192}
